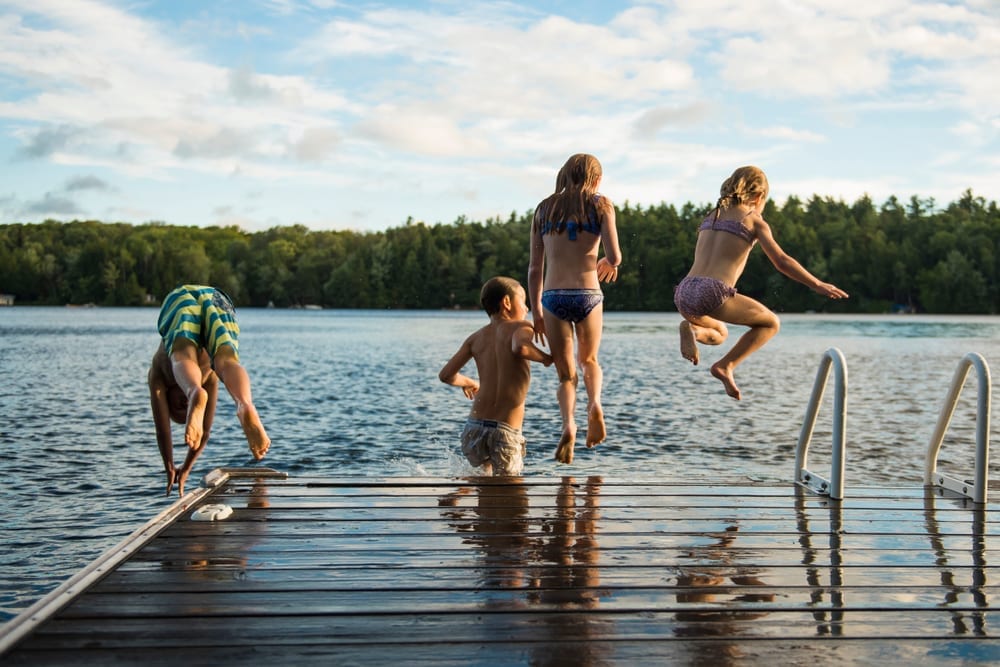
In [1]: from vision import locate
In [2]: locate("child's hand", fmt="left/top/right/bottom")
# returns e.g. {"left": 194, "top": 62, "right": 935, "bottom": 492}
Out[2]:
{"left": 815, "top": 282, "right": 848, "bottom": 299}
{"left": 597, "top": 257, "right": 619, "bottom": 283}
{"left": 532, "top": 315, "right": 547, "bottom": 346}
{"left": 463, "top": 383, "right": 479, "bottom": 400}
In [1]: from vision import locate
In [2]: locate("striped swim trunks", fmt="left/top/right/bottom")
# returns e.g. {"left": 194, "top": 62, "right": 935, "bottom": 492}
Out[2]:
{"left": 157, "top": 285, "right": 240, "bottom": 361}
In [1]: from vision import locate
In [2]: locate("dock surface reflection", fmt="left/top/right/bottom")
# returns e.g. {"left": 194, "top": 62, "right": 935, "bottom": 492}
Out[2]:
{"left": 2, "top": 474, "right": 999, "bottom": 665}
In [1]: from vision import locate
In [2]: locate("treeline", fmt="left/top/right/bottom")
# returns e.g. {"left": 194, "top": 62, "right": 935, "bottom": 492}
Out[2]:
{"left": 1, "top": 189, "right": 998, "bottom": 313}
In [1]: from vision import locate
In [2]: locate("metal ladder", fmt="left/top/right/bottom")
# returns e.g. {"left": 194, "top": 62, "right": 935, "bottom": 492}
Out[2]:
{"left": 795, "top": 348, "right": 847, "bottom": 500}
{"left": 795, "top": 348, "right": 992, "bottom": 504}
{"left": 924, "top": 352, "right": 992, "bottom": 504}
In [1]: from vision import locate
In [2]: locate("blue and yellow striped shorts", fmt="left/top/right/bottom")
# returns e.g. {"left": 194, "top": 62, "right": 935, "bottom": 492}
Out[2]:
{"left": 157, "top": 285, "right": 240, "bottom": 362}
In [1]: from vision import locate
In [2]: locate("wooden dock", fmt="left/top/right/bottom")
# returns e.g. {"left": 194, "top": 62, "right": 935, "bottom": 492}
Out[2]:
{"left": 1, "top": 468, "right": 998, "bottom": 665}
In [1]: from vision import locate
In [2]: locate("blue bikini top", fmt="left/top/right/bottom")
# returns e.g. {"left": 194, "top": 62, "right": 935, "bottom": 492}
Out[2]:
{"left": 538, "top": 195, "right": 603, "bottom": 241}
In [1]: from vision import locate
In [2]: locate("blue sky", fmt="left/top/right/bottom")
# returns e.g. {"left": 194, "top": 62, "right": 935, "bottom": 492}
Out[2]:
{"left": 1, "top": 0, "right": 998, "bottom": 233}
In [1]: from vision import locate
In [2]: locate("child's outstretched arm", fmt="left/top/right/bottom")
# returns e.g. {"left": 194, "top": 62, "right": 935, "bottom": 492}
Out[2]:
{"left": 512, "top": 322, "right": 553, "bottom": 367}
{"left": 439, "top": 337, "right": 479, "bottom": 399}
{"left": 755, "top": 220, "right": 849, "bottom": 299}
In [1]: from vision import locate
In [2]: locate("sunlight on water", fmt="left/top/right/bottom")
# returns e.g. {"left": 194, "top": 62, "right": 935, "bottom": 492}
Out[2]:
{"left": 2, "top": 307, "right": 1000, "bottom": 621}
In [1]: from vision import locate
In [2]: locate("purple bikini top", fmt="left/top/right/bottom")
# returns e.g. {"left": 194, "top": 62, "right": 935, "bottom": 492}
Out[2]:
{"left": 699, "top": 213, "right": 756, "bottom": 244}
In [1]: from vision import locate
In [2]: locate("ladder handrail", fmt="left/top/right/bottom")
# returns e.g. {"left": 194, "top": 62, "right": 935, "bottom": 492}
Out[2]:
{"left": 924, "top": 352, "right": 991, "bottom": 504}
{"left": 795, "top": 348, "right": 847, "bottom": 500}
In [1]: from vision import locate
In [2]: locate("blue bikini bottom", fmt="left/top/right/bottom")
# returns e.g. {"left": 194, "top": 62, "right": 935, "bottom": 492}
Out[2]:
{"left": 541, "top": 288, "right": 604, "bottom": 324}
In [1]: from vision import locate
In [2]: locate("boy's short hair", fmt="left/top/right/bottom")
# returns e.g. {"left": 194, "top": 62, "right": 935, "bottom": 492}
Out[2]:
{"left": 480, "top": 276, "right": 522, "bottom": 316}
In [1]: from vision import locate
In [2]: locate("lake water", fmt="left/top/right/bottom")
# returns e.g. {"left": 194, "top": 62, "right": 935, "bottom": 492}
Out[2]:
{"left": 2, "top": 307, "right": 1000, "bottom": 622}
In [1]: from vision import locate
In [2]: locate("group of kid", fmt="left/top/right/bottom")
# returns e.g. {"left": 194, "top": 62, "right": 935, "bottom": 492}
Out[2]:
{"left": 150, "top": 158, "right": 848, "bottom": 493}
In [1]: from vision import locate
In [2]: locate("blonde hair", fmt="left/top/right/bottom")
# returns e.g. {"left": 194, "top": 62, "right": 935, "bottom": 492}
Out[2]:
{"left": 538, "top": 153, "right": 606, "bottom": 228}
{"left": 715, "top": 166, "right": 769, "bottom": 220}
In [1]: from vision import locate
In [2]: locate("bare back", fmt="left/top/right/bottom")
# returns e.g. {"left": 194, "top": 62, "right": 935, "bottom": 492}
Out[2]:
{"left": 540, "top": 227, "right": 603, "bottom": 289}
{"left": 466, "top": 319, "right": 533, "bottom": 427}
{"left": 687, "top": 207, "right": 760, "bottom": 287}
{"left": 532, "top": 195, "right": 616, "bottom": 290}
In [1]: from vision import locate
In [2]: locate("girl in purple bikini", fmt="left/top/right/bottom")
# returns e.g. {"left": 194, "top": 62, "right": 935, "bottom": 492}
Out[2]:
{"left": 528, "top": 153, "right": 622, "bottom": 464}
{"left": 674, "top": 165, "right": 848, "bottom": 400}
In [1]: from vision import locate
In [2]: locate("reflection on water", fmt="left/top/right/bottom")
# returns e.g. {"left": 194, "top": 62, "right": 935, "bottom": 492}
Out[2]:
{"left": 793, "top": 488, "right": 991, "bottom": 642}
{"left": 924, "top": 490, "right": 989, "bottom": 637}
{"left": 672, "top": 520, "right": 776, "bottom": 666}
{"left": 533, "top": 477, "right": 604, "bottom": 609}
{"left": 156, "top": 480, "right": 271, "bottom": 578}
{"left": 529, "top": 477, "right": 608, "bottom": 667}
{"left": 3, "top": 308, "right": 1000, "bottom": 620}
{"left": 795, "top": 488, "right": 846, "bottom": 637}
{"left": 439, "top": 481, "right": 535, "bottom": 596}
{"left": 439, "top": 477, "right": 608, "bottom": 666}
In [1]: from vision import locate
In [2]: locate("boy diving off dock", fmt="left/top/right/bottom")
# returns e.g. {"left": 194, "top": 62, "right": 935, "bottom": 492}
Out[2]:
{"left": 148, "top": 284, "right": 270, "bottom": 496}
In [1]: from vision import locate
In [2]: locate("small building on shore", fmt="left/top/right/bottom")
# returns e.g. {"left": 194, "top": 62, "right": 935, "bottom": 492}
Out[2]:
{"left": 0, "top": 294, "right": 14, "bottom": 306}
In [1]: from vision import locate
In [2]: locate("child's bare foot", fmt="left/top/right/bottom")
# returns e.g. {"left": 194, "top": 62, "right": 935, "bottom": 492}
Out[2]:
{"left": 585, "top": 404, "right": 606, "bottom": 448}
{"left": 711, "top": 363, "right": 741, "bottom": 400}
{"left": 555, "top": 427, "right": 576, "bottom": 464}
{"left": 164, "top": 467, "right": 177, "bottom": 496}
{"left": 184, "top": 388, "right": 208, "bottom": 448}
{"left": 679, "top": 321, "right": 699, "bottom": 365}
{"left": 238, "top": 403, "right": 271, "bottom": 460}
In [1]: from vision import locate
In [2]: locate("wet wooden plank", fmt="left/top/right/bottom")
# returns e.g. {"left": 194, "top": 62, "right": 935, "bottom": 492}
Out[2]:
{"left": 22, "top": 611, "right": 1000, "bottom": 646}
{"left": 94, "top": 565, "right": 1000, "bottom": 592}
{"left": 12, "top": 638, "right": 1000, "bottom": 667}
{"left": 51, "top": 587, "right": 998, "bottom": 617}
{"left": 2, "top": 473, "right": 998, "bottom": 665}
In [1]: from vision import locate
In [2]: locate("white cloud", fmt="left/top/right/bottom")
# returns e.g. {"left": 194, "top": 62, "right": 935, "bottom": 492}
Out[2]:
{"left": 292, "top": 126, "right": 340, "bottom": 162}
{"left": 356, "top": 105, "right": 490, "bottom": 157}
{"left": 633, "top": 102, "right": 714, "bottom": 139}
{"left": 65, "top": 174, "right": 112, "bottom": 192}
{"left": 0, "top": 0, "right": 996, "bottom": 231}
{"left": 22, "top": 191, "right": 83, "bottom": 216}
{"left": 174, "top": 127, "right": 261, "bottom": 160}
{"left": 0, "top": 0, "right": 355, "bottom": 178}
{"left": 756, "top": 126, "right": 827, "bottom": 143}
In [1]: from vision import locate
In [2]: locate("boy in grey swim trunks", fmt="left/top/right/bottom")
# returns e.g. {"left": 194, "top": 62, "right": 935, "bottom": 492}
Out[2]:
{"left": 439, "top": 277, "right": 553, "bottom": 475}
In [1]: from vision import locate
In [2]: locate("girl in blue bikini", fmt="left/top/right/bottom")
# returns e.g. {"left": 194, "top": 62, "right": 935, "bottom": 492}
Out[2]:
{"left": 528, "top": 153, "right": 622, "bottom": 464}
{"left": 674, "top": 166, "right": 848, "bottom": 400}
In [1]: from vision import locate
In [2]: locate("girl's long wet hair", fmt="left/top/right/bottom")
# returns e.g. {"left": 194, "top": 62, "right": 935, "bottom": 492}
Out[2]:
{"left": 714, "top": 165, "right": 769, "bottom": 221}
{"left": 535, "top": 153, "right": 609, "bottom": 229}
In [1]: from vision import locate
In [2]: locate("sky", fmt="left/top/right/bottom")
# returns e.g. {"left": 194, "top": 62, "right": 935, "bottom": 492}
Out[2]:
{"left": 1, "top": 0, "right": 998, "bottom": 233}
